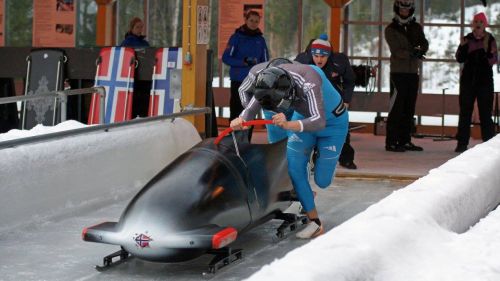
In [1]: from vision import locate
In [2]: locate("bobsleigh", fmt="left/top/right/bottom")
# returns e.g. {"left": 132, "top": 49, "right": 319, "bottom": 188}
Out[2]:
{"left": 82, "top": 120, "right": 306, "bottom": 272}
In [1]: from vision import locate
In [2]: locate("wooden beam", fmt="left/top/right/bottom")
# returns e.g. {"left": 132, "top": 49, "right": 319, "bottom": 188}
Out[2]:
{"left": 324, "top": 0, "right": 352, "bottom": 52}
{"left": 323, "top": 0, "right": 353, "bottom": 8}
{"left": 330, "top": 7, "right": 342, "bottom": 52}
{"left": 181, "top": 0, "right": 208, "bottom": 132}
{"left": 95, "top": 0, "right": 115, "bottom": 46}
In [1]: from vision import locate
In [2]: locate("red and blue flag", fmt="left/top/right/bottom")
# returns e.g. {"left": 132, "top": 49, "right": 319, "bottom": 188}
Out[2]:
{"left": 148, "top": 47, "right": 183, "bottom": 117}
{"left": 88, "top": 47, "right": 136, "bottom": 124}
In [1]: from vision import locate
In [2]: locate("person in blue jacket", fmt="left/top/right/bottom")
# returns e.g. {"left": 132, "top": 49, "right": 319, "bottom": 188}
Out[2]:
{"left": 120, "top": 17, "right": 150, "bottom": 117}
{"left": 222, "top": 10, "right": 269, "bottom": 121}
{"left": 120, "top": 17, "right": 150, "bottom": 48}
{"left": 231, "top": 64, "right": 348, "bottom": 239}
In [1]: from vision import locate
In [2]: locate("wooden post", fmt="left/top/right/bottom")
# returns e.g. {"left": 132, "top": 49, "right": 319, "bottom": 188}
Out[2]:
{"left": 182, "top": 0, "right": 208, "bottom": 132}
{"left": 95, "top": 0, "right": 115, "bottom": 46}
{"left": 324, "top": 0, "right": 353, "bottom": 52}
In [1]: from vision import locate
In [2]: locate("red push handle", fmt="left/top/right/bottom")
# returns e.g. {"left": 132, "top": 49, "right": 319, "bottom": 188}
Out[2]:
{"left": 214, "top": 119, "right": 273, "bottom": 145}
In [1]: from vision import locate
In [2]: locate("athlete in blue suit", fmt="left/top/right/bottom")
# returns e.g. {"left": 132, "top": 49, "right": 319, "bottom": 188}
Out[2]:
{"left": 231, "top": 64, "right": 348, "bottom": 238}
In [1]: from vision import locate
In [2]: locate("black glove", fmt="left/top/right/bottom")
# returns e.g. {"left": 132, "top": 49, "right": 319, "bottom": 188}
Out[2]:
{"left": 244, "top": 57, "right": 258, "bottom": 66}
{"left": 411, "top": 46, "right": 426, "bottom": 60}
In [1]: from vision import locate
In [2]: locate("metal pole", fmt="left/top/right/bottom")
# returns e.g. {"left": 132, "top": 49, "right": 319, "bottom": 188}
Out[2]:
{"left": 149, "top": 64, "right": 157, "bottom": 117}
{"left": 22, "top": 58, "right": 32, "bottom": 130}
{"left": 99, "top": 89, "right": 106, "bottom": 124}
{"left": 60, "top": 92, "right": 67, "bottom": 122}
{"left": 433, "top": 88, "right": 452, "bottom": 141}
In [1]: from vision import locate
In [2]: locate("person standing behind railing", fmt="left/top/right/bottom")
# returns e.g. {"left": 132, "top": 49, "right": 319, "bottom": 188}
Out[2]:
{"left": 384, "top": 0, "right": 428, "bottom": 152}
{"left": 120, "top": 17, "right": 150, "bottom": 48}
{"left": 120, "top": 17, "right": 150, "bottom": 118}
{"left": 222, "top": 10, "right": 269, "bottom": 121}
{"left": 454, "top": 12, "right": 498, "bottom": 153}
{"left": 294, "top": 34, "right": 357, "bottom": 169}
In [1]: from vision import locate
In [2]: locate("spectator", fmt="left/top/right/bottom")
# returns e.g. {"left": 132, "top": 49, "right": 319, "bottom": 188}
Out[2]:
{"left": 120, "top": 17, "right": 150, "bottom": 117}
{"left": 120, "top": 17, "right": 150, "bottom": 48}
{"left": 222, "top": 10, "right": 269, "bottom": 121}
{"left": 294, "top": 34, "right": 357, "bottom": 169}
{"left": 231, "top": 64, "right": 348, "bottom": 239}
{"left": 455, "top": 12, "right": 498, "bottom": 153}
{"left": 384, "top": 0, "right": 428, "bottom": 152}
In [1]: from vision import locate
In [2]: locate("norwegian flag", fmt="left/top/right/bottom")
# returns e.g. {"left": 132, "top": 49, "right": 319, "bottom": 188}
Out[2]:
{"left": 88, "top": 47, "right": 136, "bottom": 124}
{"left": 134, "top": 233, "right": 153, "bottom": 248}
{"left": 148, "top": 47, "right": 183, "bottom": 117}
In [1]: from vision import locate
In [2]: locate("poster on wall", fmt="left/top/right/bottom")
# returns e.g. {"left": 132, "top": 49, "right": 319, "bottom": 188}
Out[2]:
{"left": 0, "top": 0, "right": 4, "bottom": 46}
{"left": 197, "top": 5, "right": 209, "bottom": 45}
{"left": 33, "top": 0, "right": 76, "bottom": 47}
{"left": 217, "top": 0, "right": 264, "bottom": 59}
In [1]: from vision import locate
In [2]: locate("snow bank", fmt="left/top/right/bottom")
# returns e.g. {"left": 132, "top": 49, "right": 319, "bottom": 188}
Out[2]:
{"left": 0, "top": 118, "right": 201, "bottom": 232}
{"left": 246, "top": 135, "right": 500, "bottom": 281}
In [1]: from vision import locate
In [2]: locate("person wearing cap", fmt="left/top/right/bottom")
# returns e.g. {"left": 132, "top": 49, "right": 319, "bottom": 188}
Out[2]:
{"left": 230, "top": 63, "right": 348, "bottom": 239}
{"left": 455, "top": 12, "right": 498, "bottom": 153}
{"left": 295, "top": 34, "right": 357, "bottom": 169}
{"left": 385, "top": 0, "right": 428, "bottom": 152}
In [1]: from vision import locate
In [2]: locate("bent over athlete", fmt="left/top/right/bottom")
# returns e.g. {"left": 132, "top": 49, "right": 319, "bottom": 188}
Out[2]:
{"left": 230, "top": 64, "right": 348, "bottom": 239}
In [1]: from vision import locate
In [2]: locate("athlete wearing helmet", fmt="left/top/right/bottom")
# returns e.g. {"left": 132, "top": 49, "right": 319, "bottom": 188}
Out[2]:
{"left": 230, "top": 63, "right": 349, "bottom": 239}
{"left": 384, "top": 0, "right": 428, "bottom": 152}
{"left": 238, "top": 58, "right": 296, "bottom": 143}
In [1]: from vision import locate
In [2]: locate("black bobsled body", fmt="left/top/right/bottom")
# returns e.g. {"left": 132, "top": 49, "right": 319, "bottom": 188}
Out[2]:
{"left": 83, "top": 133, "right": 293, "bottom": 262}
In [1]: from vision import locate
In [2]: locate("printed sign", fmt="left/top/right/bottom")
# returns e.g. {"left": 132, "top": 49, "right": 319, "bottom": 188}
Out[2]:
{"left": 197, "top": 5, "right": 209, "bottom": 45}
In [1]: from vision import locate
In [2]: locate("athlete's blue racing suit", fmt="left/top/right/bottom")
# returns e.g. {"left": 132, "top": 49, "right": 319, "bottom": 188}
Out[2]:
{"left": 240, "top": 63, "right": 348, "bottom": 212}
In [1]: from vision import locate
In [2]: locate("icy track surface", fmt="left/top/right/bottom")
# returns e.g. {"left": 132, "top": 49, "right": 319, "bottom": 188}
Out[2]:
{"left": 0, "top": 178, "right": 404, "bottom": 281}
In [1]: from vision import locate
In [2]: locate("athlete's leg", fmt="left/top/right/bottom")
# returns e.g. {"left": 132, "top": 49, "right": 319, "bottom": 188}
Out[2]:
{"left": 286, "top": 130, "right": 316, "bottom": 213}
{"left": 314, "top": 125, "right": 347, "bottom": 188}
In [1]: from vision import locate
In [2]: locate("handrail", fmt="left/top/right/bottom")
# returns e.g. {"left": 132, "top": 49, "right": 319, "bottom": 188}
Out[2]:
{"left": 0, "top": 86, "right": 106, "bottom": 124}
{"left": 0, "top": 107, "right": 211, "bottom": 150}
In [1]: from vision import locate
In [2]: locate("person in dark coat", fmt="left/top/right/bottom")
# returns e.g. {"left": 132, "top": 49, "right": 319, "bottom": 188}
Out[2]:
{"left": 455, "top": 12, "right": 498, "bottom": 153}
{"left": 120, "top": 17, "right": 150, "bottom": 118}
{"left": 222, "top": 10, "right": 269, "bottom": 121}
{"left": 120, "top": 17, "right": 150, "bottom": 48}
{"left": 384, "top": 0, "right": 428, "bottom": 152}
{"left": 294, "top": 34, "right": 357, "bottom": 169}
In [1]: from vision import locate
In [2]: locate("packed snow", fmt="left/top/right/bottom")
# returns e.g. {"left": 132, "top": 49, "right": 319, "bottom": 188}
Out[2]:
{"left": 1, "top": 121, "right": 500, "bottom": 280}
{"left": 245, "top": 135, "right": 500, "bottom": 281}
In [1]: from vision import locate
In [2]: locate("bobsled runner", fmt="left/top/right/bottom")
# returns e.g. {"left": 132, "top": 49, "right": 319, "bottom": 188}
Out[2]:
{"left": 82, "top": 120, "right": 307, "bottom": 273}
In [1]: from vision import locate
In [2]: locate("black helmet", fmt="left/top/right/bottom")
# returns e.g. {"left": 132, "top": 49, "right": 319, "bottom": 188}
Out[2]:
{"left": 393, "top": 0, "right": 415, "bottom": 19}
{"left": 266, "top": 57, "right": 293, "bottom": 68}
{"left": 253, "top": 67, "right": 295, "bottom": 112}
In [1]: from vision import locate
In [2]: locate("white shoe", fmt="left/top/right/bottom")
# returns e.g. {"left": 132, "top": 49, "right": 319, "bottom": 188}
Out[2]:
{"left": 296, "top": 221, "right": 324, "bottom": 239}
{"left": 284, "top": 201, "right": 302, "bottom": 214}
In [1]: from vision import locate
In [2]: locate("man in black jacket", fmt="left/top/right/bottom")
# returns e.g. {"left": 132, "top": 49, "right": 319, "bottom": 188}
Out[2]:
{"left": 384, "top": 0, "right": 428, "bottom": 152}
{"left": 295, "top": 34, "right": 357, "bottom": 169}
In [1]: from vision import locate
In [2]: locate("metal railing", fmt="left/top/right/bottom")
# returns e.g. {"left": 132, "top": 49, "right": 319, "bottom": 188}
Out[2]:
{"left": 0, "top": 86, "right": 107, "bottom": 125}
{"left": 0, "top": 107, "right": 211, "bottom": 150}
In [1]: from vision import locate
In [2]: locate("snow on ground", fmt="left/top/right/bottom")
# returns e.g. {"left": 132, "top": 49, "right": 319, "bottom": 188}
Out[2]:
{"left": 2, "top": 121, "right": 500, "bottom": 280}
{"left": 245, "top": 136, "right": 500, "bottom": 281}
{"left": 0, "top": 120, "right": 88, "bottom": 142}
